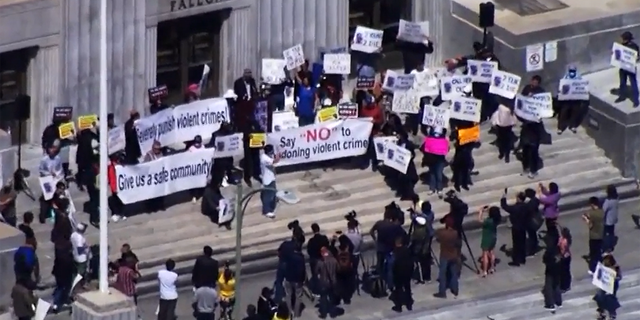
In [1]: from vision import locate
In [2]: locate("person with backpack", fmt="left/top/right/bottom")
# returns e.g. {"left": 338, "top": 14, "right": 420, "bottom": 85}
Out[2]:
{"left": 334, "top": 241, "right": 354, "bottom": 304}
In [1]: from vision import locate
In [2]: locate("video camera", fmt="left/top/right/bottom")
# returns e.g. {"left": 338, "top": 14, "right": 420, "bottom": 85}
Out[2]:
{"left": 384, "top": 201, "right": 405, "bottom": 225}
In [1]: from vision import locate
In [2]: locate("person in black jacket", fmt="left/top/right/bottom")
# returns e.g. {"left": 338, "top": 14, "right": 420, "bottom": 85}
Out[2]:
{"left": 391, "top": 237, "right": 413, "bottom": 312}
{"left": 233, "top": 69, "right": 259, "bottom": 102}
{"left": 256, "top": 287, "right": 276, "bottom": 320}
{"left": 518, "top": 75, "right": 547, "bottom": 179}
{"left": 123, "top": 111, "right": 142, "bottom": 165}
{"left": 397, "top": 39, "right": 434, "bottom": 73}
{"left": 542, "top": 228, "right": 563, "bottom": 311}
{"left": 191, "top": 246, "right": 219, "bottom": 289}
{"left": 524, "top": 188, "right": 541, "bottom": 256}
{"left": 307, "top": 223, "right": 329, "bottom": 294}
{"left": 614, "top": 31, "right": 640, "bottom": 107}
{"left": 500, "top": 191, "right": 528, "bottom": 266}
{"left": 283, "top": 242, "right": 305, "bottom": 318}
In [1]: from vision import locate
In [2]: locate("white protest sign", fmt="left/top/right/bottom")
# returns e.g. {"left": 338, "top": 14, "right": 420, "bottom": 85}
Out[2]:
{"left": 467, "top": 60, "right": 498, "bottom": 84}
{"left": 396, "top": 20, "right": 429, "bottom": 43}
{"left": 412, "top": 69, "right": 440, "bottom": 97}
{"left": 531, "top": 92, "right": 554, "bottom": 118}
{"left": 382, "top": 70, "right": 415, "bottom": 92}
{"left": 115, "top": 148, "right": 215, "bottom": 204}
{"left": 323, "top": 53, "right": 351, "bottom": 74}
{"left": 611, "top": 42, "right": 638, "bottom": 74}
{"left": 558, "top": 78, "right": 590, "bottom": 101}
{"left": 373, "top": 136, "right": 398, "bottom": 161}
{"left": 39, "top": 175, "right": 62, "bottom": 200}
{"left": 515, "top": 94, "right": 551, "bottom": 122}
{"left": 198, "top": 64, "right": 210, "bottom": 94}
{"left": 440, "top": 75, "right": 472, "bottom": 101}
{"left": 283, "top": 44, "right": 305, "bottom": 70}
{"left": 108, "top": 126, "right": 126, "bottom": 155}
{"left": 212, "top": 133, "right": 243, "bottom": 159}
{"left": 261, "top": 59, "right": 287, "bottom": 84}
{"left": 34, "top": 299, "right": 52, "bottom": 320}
{"left": 592, "top": 262, "right": 617, "bottom": 294}
{"left": 489, "top": 70, "right": 522, "bottom": 99}
{"left": 284, "top": 86, "right": 295, "bottom": 111}
{"left": 351, "top": 26, "right": 383, "bottom": 53}
{"left": 383, "top": 143, "right": 411, "bottom": 174}
{"left": 267, "top": 118, "right": 373, "bottom": 166}
{"left": 218, "top": 195, "right": 235, "bottom": 225}
{"left": 272, "top": 111, "right": 299, "bottom": 132}
{"left": 135, "top": 97, "right": 229, "bottom": 155}
{"left": 392, "top": 91, "right": 421, "bottom": 114}
{"left": 422, "top": 105, "right": 450, "bottom": 127}
{"left": 450, "top": 96, "right": 482, "bottom": 123}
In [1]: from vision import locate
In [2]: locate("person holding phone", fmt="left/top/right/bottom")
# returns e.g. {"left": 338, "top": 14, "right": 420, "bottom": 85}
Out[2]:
{"left": 500, "top": 191, "right": 528, "bottom": 266}
{"left": 478, "top": 206, "right": 500, "bottom": 277}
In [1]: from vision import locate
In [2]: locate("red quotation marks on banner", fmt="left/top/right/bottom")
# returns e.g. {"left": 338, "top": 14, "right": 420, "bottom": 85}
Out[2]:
{"left": 301, "top": 127, "right": 336, "bottom": 143}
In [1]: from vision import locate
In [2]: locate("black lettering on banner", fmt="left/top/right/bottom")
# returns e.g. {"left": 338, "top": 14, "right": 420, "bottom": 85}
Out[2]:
{"left": 201, "top": 111, "right": 227, "bottom": 125}
{"left": 279, "top": 147, "right": 311, "bottom": 160}
{"left": 343, "top": 138, "right": 369, "bottom": 150}
{"left": 146, "top": 174, "right": 153, "bottom": 186}
{"left": 156, "top": 116, "right": 176, "bottom": 140}
{"left": 168, "top": 160, "right": 210, "bottom": 180}
{"left": 177, "top": 112, "right": 200, "bottom": 129}
{"left": 136, "top": 125, "right": 157, "bottom": 145}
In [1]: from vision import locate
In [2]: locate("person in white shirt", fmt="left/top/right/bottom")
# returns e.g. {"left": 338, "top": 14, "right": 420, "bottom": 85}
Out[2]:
{"left": 70, "top": 223, "right": 89, "bottom": 285}
{"left": 157, "top": 259, "right": 179, "bottom": 320}
{"left": 189, "top": 135, "right": 205, "bottom": 203}
{"left": 260, "top": 144, "right": 279, "bottom": 218}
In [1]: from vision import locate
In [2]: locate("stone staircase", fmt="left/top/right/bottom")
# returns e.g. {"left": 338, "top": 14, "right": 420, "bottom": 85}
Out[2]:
{"left": 402, "top": 267, "right": 640, "bottom": 320}
{"left": 24, "top": 116, "right": 630, "bottom": 297}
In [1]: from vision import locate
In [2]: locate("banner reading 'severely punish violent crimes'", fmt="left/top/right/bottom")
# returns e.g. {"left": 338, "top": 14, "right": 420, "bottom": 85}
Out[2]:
{"left": 267, "top": 119, "right": 373, "bottom": 166}
{"left": 115, "top": 149, "right": 215, "bottom": 204}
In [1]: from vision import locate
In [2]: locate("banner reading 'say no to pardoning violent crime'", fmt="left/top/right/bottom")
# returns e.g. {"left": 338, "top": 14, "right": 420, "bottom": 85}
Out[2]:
{"left": 267, "top": 119, "right": 373, "bottom": 167}
{"left": 134, "top": 97, "right": 229, "bottom": 154}
{"left": 115, "top": 149, "right": 215, "bottom": 204}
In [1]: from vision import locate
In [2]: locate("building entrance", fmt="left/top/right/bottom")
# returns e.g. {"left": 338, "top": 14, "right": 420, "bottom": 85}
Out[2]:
{"left": 156, "top": 10, "right": 226, "bottom": 105}
{"left": 0, "top": 48, "right": 31, "bottom": 145}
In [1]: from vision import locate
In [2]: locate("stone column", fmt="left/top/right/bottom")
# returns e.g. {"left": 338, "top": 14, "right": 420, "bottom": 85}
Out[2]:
{"left": 72, "top": 290, "right": 137, "bottom": 320}
{"left": 27, "top": 45, "right": 61, "bottom": 143}
{"left": 219, "top": 5, "right": 258, "bottom": 93}
{"left": 145, "top": 26, "right": 158, "bottom": 99}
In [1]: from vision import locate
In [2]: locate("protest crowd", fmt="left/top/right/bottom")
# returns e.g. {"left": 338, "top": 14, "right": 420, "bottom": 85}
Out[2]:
{"left": 4, "top": 13, "right": 640, "bottom": 320}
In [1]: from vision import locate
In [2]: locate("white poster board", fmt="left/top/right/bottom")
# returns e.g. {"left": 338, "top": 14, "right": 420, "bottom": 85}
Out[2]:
{"left": 373, "top": 136, "right": 398, "bottom": 161}
{"left": 396, "top": 20, "right": 429, "bottom": 43}
{"left": 217, "top": 195, "right": 235, "bottom": 225}
{"left": 411, "top": 69, "right": 440, "bottom": 97}
{"left": 610, "top": 42, "right": 638, "bottom": 74}
{"left": 450, "top": 96, "right": 482, "bottom": 123}
{"left": 591, "top": 262, "right": 617, "bottom": 294}
{"left": 323, "top": 53, "right": 351, "bottom": 74}
{"left": 514, "top": 93, "right": 553, "bottom": 122}
{"left": 107, "top": 126, "right": 126, "bottom": 155}
{"left": 422, "top": 105, "right": 450, "bottom": 127}
{"left": 212, "top": 133, "right": 244, "bottom": 159}
{"left": 392, "top": 91, "right": 421, "bottom": 114}
{"left": 440, "top": 75, "right": 472, "bottom": 101}
{"left": 283, "top": 44, "right": 305, "bottom": 71}
{"left": 383, "top": 143, "right": 411, "bottom": 174}
{"left": 261, "top": 59, "right": 287, "bottom": 84}
{"left": 489, "top": 69, "right": 522, "bottom": 99}
{"left": 39, "top": 175, "right": 63, "bottom": 200}
{"left": 558, "top": 78, "right": 590, "bottom": 101}
{"left": 34, "top": 299, "right": 52, "bottom": 320}
{"left": 466, "top": 60, "right": 498, "bottom": 84}
{"left": 284, "top": 86, "right": 295, "bottom": 111}
{"left": 382, "top": 70, "right": 415, "bottom": 92}
{"left": 351, "top": 26, "right": 384, "bottom": 53}
{"left": 272, "top": 111, "right": 299, "bottom": 132}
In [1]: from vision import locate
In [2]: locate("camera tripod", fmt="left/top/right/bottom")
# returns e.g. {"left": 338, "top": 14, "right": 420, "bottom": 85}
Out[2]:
{"left": 459, "top": 228, "right": 479, "bottom": 273}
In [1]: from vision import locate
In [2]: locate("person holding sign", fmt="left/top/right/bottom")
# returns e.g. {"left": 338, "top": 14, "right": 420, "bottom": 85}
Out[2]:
{"left": 359, "top": 96, "right": 384, "bottom": 171}
{"left": 593, "top": 254, "right": 622, "bottom": 320}
{"left": 491, "top": 104, "right": 517, "bottom": 163}
{"left": 294, "top": 76, "right": 317, "bottom": 127}
{"left": 614, "top": 31, "right": 639, "bottom": 107}
{"left": 397, "top": 37, "right": 434, "bottom": 74}
{"left": 451, "top": 121, "right": 477, "bottom": 192}
{"left": 11, "top": 277, "right": 38, "bottom": 320}
{"left": 394, "top": 131, "right": 419, "bottom": 201}
{"left": 557, "top": 66, "right": 587, "bottom": 134}
{"left": 124, "top": 111, "right": 142, "bottom": 165}
{"left": 518, "top": 76, "right": 548, "bottom": 179}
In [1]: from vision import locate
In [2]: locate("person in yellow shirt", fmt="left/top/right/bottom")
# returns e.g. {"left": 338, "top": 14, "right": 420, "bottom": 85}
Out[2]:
{"left": 217, "top": 265, "right": 236, "bottom": 320}
{"left": 272, "top": 301, "right": 292, "bottom": 320}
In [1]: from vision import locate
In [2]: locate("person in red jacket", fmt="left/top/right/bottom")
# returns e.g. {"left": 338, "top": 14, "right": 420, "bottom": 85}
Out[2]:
{"left": 359, "top": 95, "right": 384, "bottom": 171}
{"left": 108, "top": 153, "right": 126, "bottom": 222}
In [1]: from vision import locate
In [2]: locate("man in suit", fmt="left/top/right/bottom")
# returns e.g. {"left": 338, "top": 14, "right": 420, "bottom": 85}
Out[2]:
{"left": 233, "top": 68, "right": 258, "bottom": 102}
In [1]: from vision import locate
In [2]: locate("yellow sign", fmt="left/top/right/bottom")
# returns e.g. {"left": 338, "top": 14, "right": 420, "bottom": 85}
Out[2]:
{"left": 458, "top": 125, "right": 480, "bottom": 145}
{"left": 317, "top": 106, "right": 338, "bottom": 122}
{"left": 249, "top": 133, "right": 266, "bottom": 148}
{"left": 78, "top": 115, "right": 98, "bottom": 130}
{"left": 58, "top": 122, "right": 76, "bottom": 140}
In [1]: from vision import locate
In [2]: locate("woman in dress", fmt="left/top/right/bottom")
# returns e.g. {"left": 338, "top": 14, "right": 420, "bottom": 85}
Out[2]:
{"left": 479, "top": 206, "right": 501, "bottom": 277}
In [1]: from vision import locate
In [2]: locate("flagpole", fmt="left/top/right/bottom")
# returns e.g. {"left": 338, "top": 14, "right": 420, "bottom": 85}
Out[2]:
{"left": 98, "top": 0, "right": 109, "bottom": 293}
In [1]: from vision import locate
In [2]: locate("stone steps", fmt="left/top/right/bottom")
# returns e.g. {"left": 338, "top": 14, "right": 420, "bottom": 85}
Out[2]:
{"left": 413, "top": 268, "right": 640, "bottom": 320}
{"left": 29, "top": 117, "right": 629, "bottom": 293}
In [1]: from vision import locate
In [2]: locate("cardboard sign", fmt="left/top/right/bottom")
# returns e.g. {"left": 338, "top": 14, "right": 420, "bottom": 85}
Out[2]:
{"left": 383, "top": 143, "right": 411, "bottom": 174}
{"left": 558, "top": 78, "right": 590, "bottom": 101}
{"left": 611, "top": 42, "right": 638, "bottom": 74}
{"left": 272, "top": 111, "right": 298, "bottom": 132}
{"left": 261, "top": 59, "right": 287, "bottom": 84}
{"left": 249, "top": 133, "right": 266, "bottom": 148}
{"left": 58, "top": 122, "right": 75, "bottom": 139}
{"left": 373, "top": 136, "right": 398, "bottom": 160}
{"left": 392, "top": 91, "right": 420, "bottom": 114}
{"left": 592, "top": 262, "right": 617, "bottom": 294}
{"left": 423, "top": 137, "right": 448, "bottom": 155}
{"left": 458, "top": 125, "right": 480, "bottom": 145}
{"left": 351, "top": 26, "right": 384, "bottom": 54}
{"left": 467, "top": 60, "right": 498, "bottom": 84}
{"left": 148, "top": 85, "right": 168, "bottom": 100}
{"left": 489, "top": 70, "right": 521, "bottom": 99}
{"left": 338, "top": 102, "right": 358, "bottom": 119}
{"left": 77, "top": 115, "right": 98, "bottom": 130}
{"left": 317, "top": 106, "right": 338, "bottom": 122}
{"left": 514, "top": 93, "right": 553, "bottom": 121}
{"left": 422, "top": 105, "right": 450, "bottom": 127}
{"left": 356, "top": 76, "right": 376, "bottom": 90}
{"left": 396, "top": 20, "right": 429, "bottom": 43}
{"left": 283, "top": 44, "right": 305, "bottom": 70}
{"left": 450, "top": 96, "right": 482, "bottom": 123}
{"left": 323, "top": 53, "right": 351, "bottom": 74}
{"left": 382, "top": 70, "right": 415, "bottom": 92}
{"left": 411, "top": 69, "right": 440, "bottom": 97}
{"left": 440, "top": 75, "right": 472, "bottom": 101}
{"left": 53, "top": 106, "right": 73, "bottom": 121}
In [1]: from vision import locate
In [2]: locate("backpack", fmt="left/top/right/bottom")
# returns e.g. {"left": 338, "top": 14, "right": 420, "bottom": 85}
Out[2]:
{"left": 336, "top": 249, "right": 352, "bottom": 273}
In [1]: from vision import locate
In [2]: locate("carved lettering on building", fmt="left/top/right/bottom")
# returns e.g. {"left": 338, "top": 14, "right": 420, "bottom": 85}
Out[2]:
{"left": 170, "top": 0, "right": 229, "bottom": 12}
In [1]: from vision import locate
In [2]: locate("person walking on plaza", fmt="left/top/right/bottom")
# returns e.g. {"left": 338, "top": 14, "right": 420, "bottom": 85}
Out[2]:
{"left": 260, "top": 144, "right": 279, "bottom": 219}
{"left": 11, "top": 277, "right": 38, "bottom": 320}
{"left": 583, "top": 196, "right": 605, "bottom": 274}
{"left": 542, "top": 227, "right": 563, "bottom": 312}
{"left": 157, "top": 259, "right": 179, "bottom": 320}
{"left": 433, "top": 216, "right": 460, "bottom": 299}
{"left": 316, "top": 247, "right": 337, "bottom": 319}
{"left": 193, "top": 282, "right": 218, "bottom": 320}
{"left": 558, "top": 226, "right": 573, "bottom": 292}
{"left": 594, "top": 254, "right": 622, "bottom": 320}
{"left": 602, "top": 184, "right": 619, "bottom": 253}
